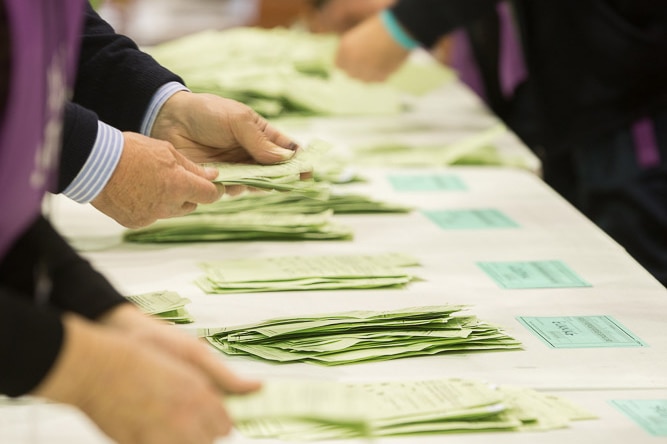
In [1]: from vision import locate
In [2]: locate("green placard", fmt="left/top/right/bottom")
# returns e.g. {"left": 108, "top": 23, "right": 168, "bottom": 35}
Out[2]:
{"left": 516, "top": 315, "right": 647, "bottom": 348}
{"left": 422, "top": 209, "right": 518, "bottom": 229}
{"left": 610, "top": 400, "right": 667, "bottom": 436}
{"left": 477, "top": 260, "right": 590, "bottom": 289}
{"left": 388, "top": 174, "right": 466, "bottom": 191}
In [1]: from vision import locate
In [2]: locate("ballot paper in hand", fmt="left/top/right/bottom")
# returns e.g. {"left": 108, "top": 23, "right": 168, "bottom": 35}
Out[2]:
{"left": 226, "top": 377, "right": 596, "bottom": 440}
{"left": 125, "top": 290, "right": 194, "bottom": 324}
{"left": 203, "top": 139, "right": 330, "bottom": 198}
{"left": 196, "top": 252, "right": 420, "bottom": 294}
{"left": 202, "top": 305, "right": 521, "bottom": 365}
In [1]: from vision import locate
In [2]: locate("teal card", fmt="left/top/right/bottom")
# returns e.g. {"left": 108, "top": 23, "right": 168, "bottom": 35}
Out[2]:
{"left": 388, "top": 174, "right": 466, "bottom": 191}
{"left": 422, "top": 209, "right": 518, "bottom": 229}
{"left": 610, "top": 400, "right": 667, "bottom": 436}
{"left": 516, "top": 315, "right": 647, "bottom": 348}
{"left": 477, "top": 260, "right": 590, "bottom": 289}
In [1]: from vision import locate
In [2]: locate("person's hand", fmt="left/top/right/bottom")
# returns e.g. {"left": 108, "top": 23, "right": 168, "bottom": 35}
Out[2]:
{"left": 306, "top": 0, "right": 396, "bottom": 34}
{"left": 91, "top": 132, "right": 224, "bottom": 228}
{"left": 150, "top": 92, "right": 299, "bottom": 165}
{"left": 336, "top": 13, "right": 411, "bottom": 82}
{"left": 33, "top": 311, "right": 258, "bottom": 444}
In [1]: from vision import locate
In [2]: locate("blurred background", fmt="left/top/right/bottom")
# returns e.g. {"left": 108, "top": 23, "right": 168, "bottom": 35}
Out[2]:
{"left": 95, "top": 0, "right": 350, "bottom": 46}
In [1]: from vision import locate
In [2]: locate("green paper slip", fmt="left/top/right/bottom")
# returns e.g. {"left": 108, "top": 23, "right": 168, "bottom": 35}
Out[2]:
{"left": 516, "top": 315, "right": 647, "bottom": 348}
{"left": 388, "top": 174, "right": 467, "bottom": 192}
{"left": 125, "top": 290, "right": 194, "bottom": 324}
{"left": 423, "top": 208, "right": 519, "bottom": 229}
{"left": 477, "top": 260, "right": 591, "bottom": 289}
{"left": 226, "top": 377, "right": 596, "bottom": 440}
{"left": 610, "top": 400, "right": 667, "bottom": 436}
{"left": 197, "top": 252, "right": 419, "bottom": 294}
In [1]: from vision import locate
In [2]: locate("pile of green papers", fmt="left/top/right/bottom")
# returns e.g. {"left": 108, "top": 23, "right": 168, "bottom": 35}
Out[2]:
{"left": 227, "top": 377, "right": 596, "bottom": 440}
{"left": 196, "top": 252, "right": 419, "bottom": 294}
{"left": 204, "top": 139, "right": 330, "bottom": 198}
{"left": 202, "top": 305, "right": 522, "bottom": 365}
{"left": 194, "top": 191, "right": 411, "bottom": 215}
{"left": 147, "top": 28, "right": 405, "bottom": 118}
{"left": 123, "top": 210, "right": 352, "bottom": 243}
{"left": 126, "top": 290, "right": 194, "bottom": 324}
{"left": 351, "top": 124, "right": 527, "bottom": 168}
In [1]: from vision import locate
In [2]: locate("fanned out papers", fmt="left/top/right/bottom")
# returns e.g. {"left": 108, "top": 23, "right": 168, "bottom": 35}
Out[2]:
{"left": 147, "top": 27, "right": 427, "bottom": 118}
{"left": 196, "top": 252, "right": 420, "bottom": 294}
{"left": 201, "top": 305, "right": 522, "bottom": 366}
{"left": 125, "top": 290, "right": 194, "bottom": 324}
{"left": 123, "top": 210, "right": 352, "bottom": 243}
{"left": 194, "top": 191, "right": 412, "bottom": 215}
{"left": 204, "top": 139, "right": 330, "bottom": 198}
{"left": 351, "top": 124, "right": 529, "bottom": 168}
{"left": 226, "top": 377, "right": 596, "bottom": 440}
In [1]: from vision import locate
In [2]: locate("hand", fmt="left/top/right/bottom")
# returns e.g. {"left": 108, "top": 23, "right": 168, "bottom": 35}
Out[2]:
{"left": 307, "top": 0, "right": 396, "bottom": 34}
{"left": 150, "top": 92, "right": 299, "bottom": 165}
{"left": 33, "top": 311, "right": 259, "bottom": 444}
{"left": 91, "top": 132, "right": 224, "bottom": 228}
{"left": 336, "top": 13, "right": 411, "bottom": 82}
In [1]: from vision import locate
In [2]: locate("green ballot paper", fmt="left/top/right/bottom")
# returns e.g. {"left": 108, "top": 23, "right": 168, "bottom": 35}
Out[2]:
{"left": 202, "top": 305, "right": 521, "bottom": 365}
{"left": 226, "top": 377, "right": 596, "bottom": 440}
{"left": 196, "top": 252, "right": 420, "bottom": 294}
{"left": 125, "top": 290, "right": 194, "bottom": 324}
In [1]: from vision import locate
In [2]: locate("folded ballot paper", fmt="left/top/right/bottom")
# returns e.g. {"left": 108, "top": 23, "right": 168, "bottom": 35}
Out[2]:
{"left": 201, "top": 305, "right": 521, "bottom": 366}
{"left": 196, "top": 252, "right": 420, "bottom": 294}
{"left": 225, "top": 377, "right": 596, "bottom": 440}
{"left": 125, "top": 290, "right": 194, "bottom": 324}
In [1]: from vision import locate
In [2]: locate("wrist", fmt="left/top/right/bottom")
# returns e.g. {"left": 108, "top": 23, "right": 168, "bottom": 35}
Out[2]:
{"left": 379, "top": 9, "right": 419, "bottom": 51}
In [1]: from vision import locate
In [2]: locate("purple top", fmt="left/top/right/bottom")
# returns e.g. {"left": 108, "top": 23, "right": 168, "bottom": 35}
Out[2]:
{"left": 0, "top": 0, "right": 85, "bottom": 259}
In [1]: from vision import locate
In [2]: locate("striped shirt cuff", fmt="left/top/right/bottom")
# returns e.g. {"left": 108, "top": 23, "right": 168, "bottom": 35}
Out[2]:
{"left": 140, "top": 81, "right": 190, "bottom": 136}
{"left": 62, "top": 121, "right": 123, "bottom": 204}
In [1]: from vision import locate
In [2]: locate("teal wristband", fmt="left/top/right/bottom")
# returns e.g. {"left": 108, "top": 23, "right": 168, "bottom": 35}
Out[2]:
{"left": 380, "top": 9, "right": 419, "bottom": 51}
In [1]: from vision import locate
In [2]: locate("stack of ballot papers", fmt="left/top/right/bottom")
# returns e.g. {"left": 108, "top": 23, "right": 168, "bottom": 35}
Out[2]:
{"left": 225, "top": 377, "right": 597, "bottom": 440}
{"left": 126, "top": 290, "right": 194, "bottom": 324}
{"left": 147, "top": 28, "right": 452, "bottom": 118}
{"left": 123, "top": 210, "right": 352, "bottom": 243}
{"left": 194, "top": 191, "right": 412, "bottom": 215}
{"left": 196, "top": 252, "right": 420, "bottom": 294}
{"left": 202, "top": 305, "right": 522, "bottom": 365}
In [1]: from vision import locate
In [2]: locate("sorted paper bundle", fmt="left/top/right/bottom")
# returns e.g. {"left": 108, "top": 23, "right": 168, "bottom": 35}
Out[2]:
{"left": 126, "top": 290, "right": 194, "bottom": 324}
{"left": 196, "top": 252, "right": 420, "bottom": 294}
{"left": 194, "top": 191, "right": 412, "bottom": 216}
{"left": 226, "top": 377, "right": 596, "bottom": 440}
{"left": 123, "top": 210, "right": 353, "bottom": 243}
{"left": 202, "top": 305, "right": 522, "bottom": 366}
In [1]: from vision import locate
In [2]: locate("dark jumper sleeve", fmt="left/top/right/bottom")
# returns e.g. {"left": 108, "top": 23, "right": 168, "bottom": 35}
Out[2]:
{"left": 57, "top": 4, "right": 184, "bottom": 191}
{"left": 390, "top": 0, "right": 499, "bottom": 48}
{"left": 0, "top": 216, "right": 128, "bottom": 396}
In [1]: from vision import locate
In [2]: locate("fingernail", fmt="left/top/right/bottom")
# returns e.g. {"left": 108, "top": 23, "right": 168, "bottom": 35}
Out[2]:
{"left": 205, "top": 167, "right": 220, "bottom": 178}
{"left": 287, "top": 141, "right": 299, "bottom": 151}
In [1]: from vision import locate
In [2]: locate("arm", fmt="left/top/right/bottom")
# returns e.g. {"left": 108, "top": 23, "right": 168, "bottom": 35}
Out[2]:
{"left": 336, "top": 0, "right": 498, "bottom": 81}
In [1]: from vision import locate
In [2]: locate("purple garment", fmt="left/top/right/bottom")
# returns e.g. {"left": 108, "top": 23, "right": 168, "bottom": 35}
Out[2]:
{"left": 0, "top": 0, "right": 85, "bottom": 259}
{"left": 449, "top": 1, "right": 527, "bottom": 102}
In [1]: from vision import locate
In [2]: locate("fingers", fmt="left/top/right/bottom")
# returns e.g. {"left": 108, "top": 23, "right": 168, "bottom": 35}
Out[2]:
{"left": 233, "top": 109, "right": 299, "bottom": 164}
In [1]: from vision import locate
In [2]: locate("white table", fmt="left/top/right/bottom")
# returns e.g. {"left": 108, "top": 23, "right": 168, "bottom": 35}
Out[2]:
{"left": 4, "top": 79, "right": 666, "bottom": 443}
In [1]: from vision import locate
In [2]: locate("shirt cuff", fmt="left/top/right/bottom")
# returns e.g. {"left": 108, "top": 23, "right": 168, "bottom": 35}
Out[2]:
{"left": 140, "top": 81, "right": 190, "bottom": 136}
{"left": 62, "top": 121, "right": 123, "bottom": 204}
